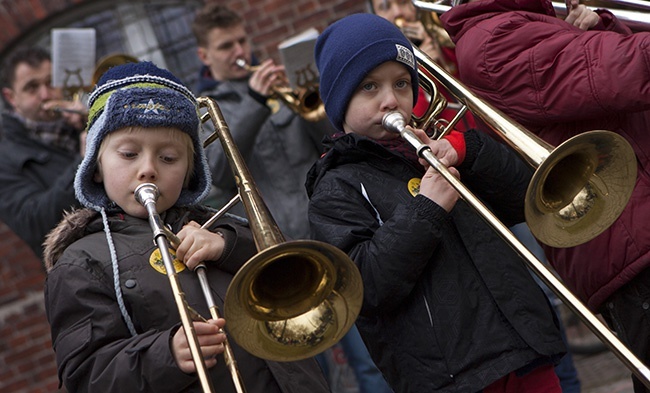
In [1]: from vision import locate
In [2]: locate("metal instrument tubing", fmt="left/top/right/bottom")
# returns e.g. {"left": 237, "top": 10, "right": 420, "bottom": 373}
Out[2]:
{"left": 195, "top": 265, "right": 247, "bottom": 393}
{"left": 412, "top": 0, "right": 650, "bottom": 31}
{"left": 136, "top": 184, "right": 215, "bottom": 393}
{"left": 196, "top": 96, "right": 363, "bottom": 362}
{"left": 201, "top": 194, "right": 242, "bottom": 230}
{"left": 384, "top": 113, "right": 650, "bottom": 389}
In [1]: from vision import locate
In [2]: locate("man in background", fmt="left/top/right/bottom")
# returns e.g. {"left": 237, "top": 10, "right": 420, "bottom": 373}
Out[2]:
{"left": 0, "top": 47, "right": 85, "bottom": 261}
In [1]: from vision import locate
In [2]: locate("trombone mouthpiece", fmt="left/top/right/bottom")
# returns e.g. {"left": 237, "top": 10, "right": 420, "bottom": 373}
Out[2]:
{"left": 134, "top": 183, "right": 159, "bottom": 206}
{"left": 382, "top": 111, "right": 406, "bottom": 134}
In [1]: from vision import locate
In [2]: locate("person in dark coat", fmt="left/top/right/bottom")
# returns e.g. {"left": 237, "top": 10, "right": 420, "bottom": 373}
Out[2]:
{"left": 43, "top": 61, "right": 330, "bottom": 393}
{"left": 0, "top": 47, "right": 86, "bottom": 260}
{"left": 190, "top": 4, "right": 334, "bottom": 240}
{"left": 307, "top": 13, "right": 566, "bottom": 393}
{"left": 440, "top": 1, "right": 650, "bottom": 391}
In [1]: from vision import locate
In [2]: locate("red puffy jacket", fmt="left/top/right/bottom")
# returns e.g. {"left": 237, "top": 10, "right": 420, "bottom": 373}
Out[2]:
{"left": 441, "top": 0, "right": 650, "bottom": 311}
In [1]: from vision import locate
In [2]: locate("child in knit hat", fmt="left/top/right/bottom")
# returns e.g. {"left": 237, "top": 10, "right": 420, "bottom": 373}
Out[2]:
{"left": 42, "top": 61, "right": 330, "bottom": 393}
{"left": 306, "top": 13, "right": 566, "bottom": 393}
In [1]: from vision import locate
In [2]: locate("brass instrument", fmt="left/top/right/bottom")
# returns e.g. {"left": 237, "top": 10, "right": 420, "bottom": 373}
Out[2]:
{"left": 197, "top": 96, "right": 363, "bottom": 361}
{"left": 413, "top": 46, "right": 637, "bottom": 248}
{"left": 48, "top": 53, "right": 138, "bottom": 117}
{"left": 135, "top": 183, "right": 217, "bottom": 393}
{"left": 412, "top": 0, "right": 650, "bottom": 31}
{"left": 235, "top": 58, "right": 326, "bottom": 122}
{"left": 92, "top": 53, "right": 139, "bottom": 86}
{"left": 384, "top": 111, "right": 650, "bottom": 389}
{"left": 136, "top": 185, "right": 246, "bottom": 393}
{"left": 395, "top": 45, "right": 649, "bottom": 387}
{"left": 136, "top": 95, "right": 362, "bottom": 392}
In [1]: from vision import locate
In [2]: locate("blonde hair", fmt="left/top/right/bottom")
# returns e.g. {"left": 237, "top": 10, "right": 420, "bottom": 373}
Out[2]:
{"left": 96, "top": 127, "right": 196, "bottom": 187}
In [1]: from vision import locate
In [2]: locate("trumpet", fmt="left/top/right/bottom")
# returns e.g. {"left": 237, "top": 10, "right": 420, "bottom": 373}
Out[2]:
{"left": 235, "top": 58, "right": 326, "bottom": 122}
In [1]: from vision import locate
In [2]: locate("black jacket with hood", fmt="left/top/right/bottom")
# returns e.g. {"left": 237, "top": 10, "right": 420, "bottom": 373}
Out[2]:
{"left": 305, "top": 130, "right": 565, "bottom": 393}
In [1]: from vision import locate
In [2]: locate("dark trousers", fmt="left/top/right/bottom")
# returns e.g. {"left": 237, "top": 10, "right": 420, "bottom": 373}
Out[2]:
{"left": 600, "top": 268, "right": 650, "bottom": 393}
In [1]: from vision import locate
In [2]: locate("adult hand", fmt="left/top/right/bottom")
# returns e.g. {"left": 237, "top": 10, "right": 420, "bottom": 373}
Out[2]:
{"left": 171, "top": 318, "right": 227, "bottom": 373}
{"left": 564, "top": 0, "right": 600, "bottom": 30}
{"left": 42, "top": 99, "right": 88, "bottom": 131}
{"left": 248, "top": 59, "right": 286, "bottom": 97}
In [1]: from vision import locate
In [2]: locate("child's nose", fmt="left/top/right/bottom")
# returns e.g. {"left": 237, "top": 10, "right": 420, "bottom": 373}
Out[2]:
{"left": 380, "top": 90, "right": 400, "bottom": 111}
{"left": 138, "top": 159, "right": 159, "bottom": 181}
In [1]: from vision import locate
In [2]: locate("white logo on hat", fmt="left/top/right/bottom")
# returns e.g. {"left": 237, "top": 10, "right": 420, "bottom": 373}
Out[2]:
{"left": 395, "top": 44, "right": 415, "bottom": 70}
{"left": 144, "top": 99, "right": 161, "bottom": 114}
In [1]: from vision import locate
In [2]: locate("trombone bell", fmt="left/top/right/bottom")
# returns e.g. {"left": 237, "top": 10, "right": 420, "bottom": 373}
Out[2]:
{"left": 412, "top": 46, "right": 637, "bottom": 248}
{"left": 526, "top": 131, "right": 637, "bottom": 247}
{"left": 225, "top": 240, "right": 362, "bottom": 361}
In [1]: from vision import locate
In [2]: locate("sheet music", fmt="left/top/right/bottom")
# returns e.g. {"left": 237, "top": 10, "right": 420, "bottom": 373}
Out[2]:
{"left": 278, "top": 28, "right": 320, "bottom": 90}
{"left": 51, "top": 28, "right": 96, "bottom": 89}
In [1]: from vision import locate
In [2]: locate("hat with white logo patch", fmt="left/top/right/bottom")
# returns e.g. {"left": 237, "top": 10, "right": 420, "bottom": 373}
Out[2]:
{"left": 75, "top": 61, "right": 211, "bottom": 211}
{"left": 315, "top": 13, "right": 419, "bottom": 132}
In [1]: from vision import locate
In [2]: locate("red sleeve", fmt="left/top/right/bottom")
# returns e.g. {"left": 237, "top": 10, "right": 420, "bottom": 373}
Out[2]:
{"left": 444, "top": 130, "right": 466, "bottom": 164}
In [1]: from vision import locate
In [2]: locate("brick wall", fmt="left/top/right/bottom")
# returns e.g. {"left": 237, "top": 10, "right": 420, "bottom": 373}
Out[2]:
{"left": 0, "top": 0, "right": 368, "bottom": 61}
{"left": 0, "top": 222, "right": 61, "bottom": 393}
{"left": 0, "top": 1, "right": 366, "bottom": 392}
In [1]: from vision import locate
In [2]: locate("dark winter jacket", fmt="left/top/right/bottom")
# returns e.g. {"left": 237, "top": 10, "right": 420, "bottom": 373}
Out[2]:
{"left": 441, "top": 0, "right": 650, "bottom": 311}
{"left": 0, "top": 112, "right": 81, "bottom": 260}
{"left": 305, "top": 130, "right": 565, "bottom": 393}
{"left": 197, "top": 67, "right": 335, "bottom": 239}
{"left": 43, "top": 206, "right": 330, "bottom": 393}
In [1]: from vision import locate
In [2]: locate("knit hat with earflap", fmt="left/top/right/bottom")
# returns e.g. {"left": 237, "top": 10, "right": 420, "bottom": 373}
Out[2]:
{"left": 74, "top": 61, "right": 211, "bottom": 211}
{"left": 315, "top": 13, "right": 419, "bottom": 132}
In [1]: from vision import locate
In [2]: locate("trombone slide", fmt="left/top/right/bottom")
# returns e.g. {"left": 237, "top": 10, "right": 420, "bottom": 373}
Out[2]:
{"left": 135, "top": 183, "right": 216, "bottom": 393}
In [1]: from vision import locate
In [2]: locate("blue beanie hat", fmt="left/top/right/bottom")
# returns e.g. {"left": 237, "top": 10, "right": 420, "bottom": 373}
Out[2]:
{"left": 75, "top": 61, "right": 211, "bottom": 211}
{"left": 315, "top": 13, "right": 419, "bottom": 132}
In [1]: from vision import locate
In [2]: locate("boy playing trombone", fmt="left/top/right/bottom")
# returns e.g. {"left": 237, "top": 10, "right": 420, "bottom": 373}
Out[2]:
{"left": 43, "top": 61, "right": 329, "bottom": 393}
{"left": 307, "top": 13, "right": 566, "bottom": 393}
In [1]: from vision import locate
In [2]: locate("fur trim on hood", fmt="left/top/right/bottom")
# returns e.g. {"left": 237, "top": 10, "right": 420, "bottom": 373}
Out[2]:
{"left": 43, "top": 208, "right": 100, "bottom": 272}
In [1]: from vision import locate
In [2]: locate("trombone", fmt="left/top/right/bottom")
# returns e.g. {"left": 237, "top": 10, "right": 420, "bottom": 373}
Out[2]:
{"left": 197, "top": 96, "right": 362, "bottom": 361}
{"left": 136, "top": 96, "right": 363, "bottom": 393}
{"left": 394, "top": 46, "right": 650, "bottom": 388}
{"left": 235, "top": 58, "right": 326, "bottom": 122}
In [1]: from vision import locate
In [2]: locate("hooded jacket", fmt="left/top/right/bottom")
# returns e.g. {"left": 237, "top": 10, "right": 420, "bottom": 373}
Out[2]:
{"left": 440, "top": 0, "right": 650, "bottom": 311}
{"left": 305, "top": 130, "right": 565, "bottom": 393}
{"left": 43, "top": 206, "right": 330, "bottom": 393}
{"left": 197, "top": 67, "right": 335, "bottom": 240}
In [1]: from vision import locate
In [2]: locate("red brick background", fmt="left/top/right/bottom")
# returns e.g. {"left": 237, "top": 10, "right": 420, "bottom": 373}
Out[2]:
{"left": 0, "top": 222, "right": 60, "bottom": 393}
{"left": 0, "top": 1, "right": 366, "bottom": 392}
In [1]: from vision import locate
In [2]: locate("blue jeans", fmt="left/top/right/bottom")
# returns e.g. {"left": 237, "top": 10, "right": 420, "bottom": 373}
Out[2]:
{"left": 316, "top": 326, "right": 393, "bottom": 393}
